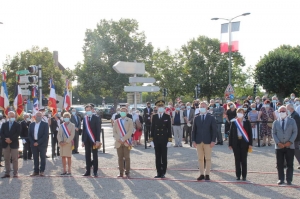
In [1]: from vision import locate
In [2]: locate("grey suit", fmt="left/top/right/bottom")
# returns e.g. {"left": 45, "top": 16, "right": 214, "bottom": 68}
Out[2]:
{"left": 71, "top": 114, "right": 81, "bottom": 152}
{"left": 213, "top": 106, "right": 224, "bottom": 143}
{"left": 183, "top": 109, "right": 195, "bottom": 146}
{"left": 272, "top": 117, "right": 298, "bottom": 183}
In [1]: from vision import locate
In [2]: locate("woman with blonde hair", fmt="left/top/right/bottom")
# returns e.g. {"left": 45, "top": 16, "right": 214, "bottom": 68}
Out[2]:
{"left": 57, "top": 112, "right": 75, "bottom": 175}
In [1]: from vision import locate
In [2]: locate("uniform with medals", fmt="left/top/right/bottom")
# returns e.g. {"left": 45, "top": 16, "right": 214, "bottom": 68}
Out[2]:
{"left": 150, "top": 100, "right": 172, "bottom": 178}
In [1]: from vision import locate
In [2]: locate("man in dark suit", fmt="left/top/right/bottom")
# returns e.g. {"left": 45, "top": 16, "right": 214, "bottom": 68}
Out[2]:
{"left": 287, "top": 104, "right": 300, "bottom": 170}
{"left": 49, "top": 113, "right": 61, "bottom": 158}
{"left": 20, "top": 114, "right": 32, "bottom": 160}
{"left": 150, "top": 100, "right": 172, "bottom": 178}
{"left": 71, "top": 108, "right": 81, "bottom": 154}
{"left": 143, "top": 102, "right": 153, "bottom": 142}
{"left": 270, "top": 96, "right": 279, "bottom": 111}
{"left": 29, "top": 111, "right": 49, "bottom": 176}
{"left": 255, "top": 96, "right": 263, "bottom": 111}
{"left": 183, "top": 102, "right": 195, "bottom": 147}
{"left": 192, "top": 101, "right": 217, "bottom": 181}
{"left": 0, "top": 111, "right": 21, "bottom": 178}
{"left": 273, "top": 106, "right": 298, "bottom": 185}
{"left": 82, "top": 104, "right": 101, "bottom": 177}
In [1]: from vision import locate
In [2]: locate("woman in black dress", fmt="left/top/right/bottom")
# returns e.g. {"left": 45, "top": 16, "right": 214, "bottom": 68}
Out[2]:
{"left": 225, "top": 102, "right": 237, "bottom": 141}
{"left": 229, "top": 108, "right": 253, "bottom": 181}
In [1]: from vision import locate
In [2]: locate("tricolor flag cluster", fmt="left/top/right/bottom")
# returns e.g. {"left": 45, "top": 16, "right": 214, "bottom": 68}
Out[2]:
{"left": 48, "top": 78, "right": 57, "bottom": 116}
{"left": 220, "top": 21, "right": 240, "bottom": 53}
{"left": 13, "top": 84, "right": 23, "bottom": 116}
{"left": 32, "top": 85, "right": 39, "bottom": 116}
{"left": 63, "top": 79, "right": 71, "bottom": 111}
{"left": 0, "top": 71, "right": 10, "bottom": 116}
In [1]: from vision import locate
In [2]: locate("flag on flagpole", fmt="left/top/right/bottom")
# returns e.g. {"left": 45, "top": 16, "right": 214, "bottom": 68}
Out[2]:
{"left": 220, "top": 21, "right": 240, "bottom": 53}
{"left": 32, "top": 86, "right": 39, "bottom": 116}
{"left": 48, "top": 78, "right": 57, "bottom": 116}
{"left": 63, "top": 79, "right": 71, "bottom": 111}
{"left": 13, "top": 84, "right": 23, "bottom": 116}
{"left": 0, "top": 71, "right": 10, "bottom": 116}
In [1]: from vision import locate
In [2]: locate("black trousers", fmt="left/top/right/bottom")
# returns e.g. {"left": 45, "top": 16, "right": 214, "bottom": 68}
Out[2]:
{"left": 233, "top": 140, "right": 248, "bottom": 178}
{"left": 144, "top": 123, "right": 151, "bottom": 141}
{"left": 185, "top": 125, "right": 192, "bottom": 146}
{"left": 31, "top": 145, "right": 47, "bottom": 173}
{"left": 51, "top": 131, "right": 60, "bottom": 157}
{"left": 154, "top": 142, "right": 168, "bottom": 176}
{"left": 276, "top": 148, "right": 294, "bottom": 182}
{"left": 85, "top": 140, "right": 98, "bottom": 174}
{"left": 23, "top": 139, "right": 32, "bottom": 160}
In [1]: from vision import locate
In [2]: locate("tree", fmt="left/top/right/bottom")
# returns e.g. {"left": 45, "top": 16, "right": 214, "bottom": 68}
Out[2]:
{"left": 150, "top": 49, "right": 185, "bottom": 104}
{"left": 2, "top": 46, "right": 65, "bottom": 101}
{"left": 254, "top": 45, "right": 300, "bottom": 99}
{"left": 75, "top": 19, "right": 153, "bottom": 108}
{"left": 179, "top": 36, "right": 246, "bottom": 101}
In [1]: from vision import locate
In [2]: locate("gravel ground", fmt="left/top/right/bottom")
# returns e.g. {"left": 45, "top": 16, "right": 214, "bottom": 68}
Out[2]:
{"left": 1, "top": 130, "right": 300, "bottom": 199}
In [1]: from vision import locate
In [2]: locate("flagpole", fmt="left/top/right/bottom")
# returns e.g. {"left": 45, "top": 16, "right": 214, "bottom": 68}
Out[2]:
{"left": 38, "top": 65, "right": 42, "bottom": 109}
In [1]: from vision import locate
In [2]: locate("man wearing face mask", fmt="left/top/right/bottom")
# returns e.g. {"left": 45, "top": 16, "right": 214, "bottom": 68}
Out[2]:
{"left": 183, "top": 102, "right": 195, "bottom": 147}
{"left": 111, "top": 108, "right": 121, "bottom": 127}
{"left": 143, "top": 102, "right": 153, "bottom": 142}
{"left": 270, "top": 96, "right": 279, "bottom": 111}
{"left": 172, "top": 104, "right": 184, "bottom": 147}
{"left": 255, "top": 96, "right": 263, "bottom": 111}
{"left": 192, "top": 102, "right": 217, "bottom": 181}
{"left": 273, "top": 106, "right": 298, "bottom": 185}
{"left": 50, "top": 113, "right": 62, "bottom": 158}
{"left": 213, "top": 99, "right": 225, "bottom": 145}
{"left": 70, "top": 108, "right": 81, "bottom": 154}
{"left": 82, "top": 104, "right": 101, "bottom": 177}
{"left": 0, "top": 111, "right": 21, "bottom": 178}
{"left": 150, "top": 100, "right": 172, "bottom": 178}
{"left": 20, "top": 114, "right": 32, "bottom": 160}
{"left": 29, "top": 111, "right": 49, "bottom": 176}
{"left": 289, "top": 93, "right": 296, "bottom": 105}
{"left": 115, "top": 105, "right": 132, "bottom": 120}
{"left": 286, "top": 104, "right": 300, "bottom": 170}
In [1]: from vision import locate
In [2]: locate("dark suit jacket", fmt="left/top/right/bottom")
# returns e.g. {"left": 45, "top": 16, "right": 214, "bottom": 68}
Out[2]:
{"left": 20, "top": 120, "right": 31, "bottom": 138}
{"left": 290, "top": 111, "right": 300, "bottom": 141}
{"left": 28, "top": 121, "right": 49, "bottom": 148}
{"left": 0, "top": 121, "right": 21, "bottom": 149}
{"left": 71, "top": 115, "right": 81, "bottom": 129}
{"left": 143, "top": 107, "right": 153, "bottom": 124}
{"left": 192, "top": 114, "right": 217, "bottom": 144}
{"left": 82, "top": 115, "right": 101, "bottom": 143}
{"left": 183, "top": 109, "right": 195, "bottom": 124}
{"left": 256, "top": 103, "right": 263, "bottom": 111}
{"left": 229, "top": 119, "right": 253, "bottom": 148}
{"left": 270, "top": 102, "right": 278, "bottom": 111}
{"left": 150, "top": 113, "right": 172, "bottom": 144}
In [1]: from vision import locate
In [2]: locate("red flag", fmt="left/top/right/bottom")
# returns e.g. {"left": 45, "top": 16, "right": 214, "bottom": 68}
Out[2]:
{"left": 220, "top": 21, "right": 240, "bottom": 53}
{"left": 48, "top": 78, "right": 57, "bottom": 116}
{"left": 13, "top": 84, "right": 23, "bottom": 116}
{"left": 63, "top": 79, "right": 71, "bottom": 111}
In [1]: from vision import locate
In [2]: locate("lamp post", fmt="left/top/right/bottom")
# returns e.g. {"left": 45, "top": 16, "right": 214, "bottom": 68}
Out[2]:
{"left": 211, "top": 13, "right": 250, "bottom": 86}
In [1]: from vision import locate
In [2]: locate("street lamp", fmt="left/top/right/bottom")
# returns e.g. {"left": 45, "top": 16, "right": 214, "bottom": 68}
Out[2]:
{"left": 211, "top": 13, "right": 250, "bottom": 86}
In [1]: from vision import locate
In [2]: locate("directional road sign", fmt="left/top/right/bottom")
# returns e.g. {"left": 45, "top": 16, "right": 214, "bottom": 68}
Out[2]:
{"left": 129, "top": 77, "right": 156, "bottom": 84}
{"left": 124, "top": 86, "right": 160, "bottom": 92}
{"left": 21, "top": 89, "right": 30, "bottom": 96}
{"left": 113, "top": 61, "right": 145, "bottom": 74}
{"left": 16, "top": 70, "right": 29, "bottom": 75}
{"left": 224, "top": 84, "right": 234, "bottom": 98}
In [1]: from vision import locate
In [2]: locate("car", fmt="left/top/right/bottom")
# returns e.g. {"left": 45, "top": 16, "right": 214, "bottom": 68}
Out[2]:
{"left": 69, "top": 105, "right": 86, "bottom": 120}
{"left": 101, "top": 108, "right": 113, "bottom": 120}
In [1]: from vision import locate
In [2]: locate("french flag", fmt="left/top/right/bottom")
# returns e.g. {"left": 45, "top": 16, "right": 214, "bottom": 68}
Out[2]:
{"left": 0, "top": 71, "right": 9, "bottom": 116}
{"left": 32, "top": 86, "right": 39, "bottom": 116}
{"left": 48, "top": 78, "right": 57, "bottom": 116}
{"left": 220, "top": 21, "right": 240, "bottom": 53}
{"left": 13, "top": 84, "right": 23, "bottom": 116}
{"left": 63, "top": 79, "right": 71, "bottom": 111}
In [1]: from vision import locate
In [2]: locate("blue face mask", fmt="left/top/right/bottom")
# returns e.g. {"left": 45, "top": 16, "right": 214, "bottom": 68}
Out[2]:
{"left": 249, "top": 100, "right": 253, "bottom": 103}
{"left": 209, "top": 107, "right": 213, "bottom": 109}
{"left": 176, "top": 108, "right": 180, "bottom": 111}
{"left": 72, "top": 111, "right": 76, "bottom": 115}
{"left": 86, "top": 111, "right": 92, "bottom": 116}
{"left": 252, "top": 108, "right": 256, "bottom": 110}
{"left": 272, "top": 100, "right": 277, "bottom": 103}
{"left": 187, "top": 106, "right": 191, "bottom": 109}
{"left": 199, "top": 108, "right": 206, "bottom": 113}
{"left": 287, "top": 110, "right": 291, "bottom": 116}
{"left": 9, "top": 118, "right": 15, "bottom": 122}
{"left": 216, "top": 103, "right": 220, "bottom": 106}
{"left": 265, "top": 104, "right": 270, "bottom": 108}
{"left": 120, "top": 112, "right": 126, "bottom": 117}
{"left": 64, "top": 118, "right": 70, "bottom": 122}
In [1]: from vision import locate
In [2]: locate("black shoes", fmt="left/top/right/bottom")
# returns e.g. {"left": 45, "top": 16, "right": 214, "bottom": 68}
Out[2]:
{"left": 93, "top": 173, "right": 98, "bottom": 177}
{"left": 277, "top": 180, "right": 284, "bottom": 185}
{"left": 82, "top": 173, "right": 90, "bottom": 176}
{"left": 154, "top": 174, "right": 161, "bottom": 178}
{"left": 160, "top": 175, "right": 165, "bottom": 178}
{"left": 287, "top": 181, "right": 292, "bottom": 185}
{"left": 216, "top": 142, "right": 223, "bottom": 145}
{"left": 205, "top": 175, "right": 210, "bottom": 180}
{"left": 242, "top": 178, "right": 246, "bottom": 181}
{"left": 197, "top": 175, "right": 205, "bottom": 181}
{"left": 236, "top": 177, "right": 240, "bottom": 180}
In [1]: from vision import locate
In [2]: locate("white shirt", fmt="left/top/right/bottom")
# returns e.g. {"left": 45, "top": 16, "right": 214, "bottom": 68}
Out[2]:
{"left": 56, "top": 119, "right": 61, "bottom": 131}
{"left": 195, "top": 108, "right": 200, "bottom": 115}
{"left": 132, "top": 113, "right": 139, "bottom": 122}
{"left": 111, "top": 113, "right": 118, "bottom": 121}
{"left": 279, "top": 117, "right": 287, "bottom": 130}
{"left": 275, "top": 110, "right": 280, "bottom": 119}
{"left": 34, "top": 122, "right": 41, "bottom": 140}
{"left": 187, "top": 109, "right": 190, "bottom": 120}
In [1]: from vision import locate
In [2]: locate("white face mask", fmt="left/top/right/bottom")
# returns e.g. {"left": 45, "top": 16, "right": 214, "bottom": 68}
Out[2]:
{"left": 158, "top": 107, "right": 165, "bottom": 113}
{"left": 256, "top": 99, "right": 260, "bottom": 103}
{"left": 237, "top": 113, "right": 244, "bottom": 118}
{"left": 279, "top": 112, "right": 287, "bottom": 119}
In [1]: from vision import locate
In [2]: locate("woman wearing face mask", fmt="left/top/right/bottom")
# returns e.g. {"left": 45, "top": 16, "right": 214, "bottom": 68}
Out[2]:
{"left": 208, "top": 104, "right": 214, "bottom": 115}
{"left": 258, "top": 100, "right": 276, "bottom": 146}
{"left": 242, "top": 104, "right": 251, "bottom": 120}
{"left": 248, "top": 103, "right": 259, "bottom": 141}
{"left": 57, "top": 112, "right": 75, "bottom": 175}
{"left": 225, "top": 102, "right": 237, "bottom": 141}
{"left": 229, "top": 108, "right": 253, "bottom": 181}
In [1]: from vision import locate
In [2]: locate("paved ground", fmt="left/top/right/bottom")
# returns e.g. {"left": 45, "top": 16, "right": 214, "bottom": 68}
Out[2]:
{"left": 1, "top": 121, "right": 300, "bottom": 199}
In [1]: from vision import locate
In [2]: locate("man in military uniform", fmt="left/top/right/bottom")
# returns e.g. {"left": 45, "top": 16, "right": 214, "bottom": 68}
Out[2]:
{"left": 150, "top": 100, "right": 172, "bottom": 178}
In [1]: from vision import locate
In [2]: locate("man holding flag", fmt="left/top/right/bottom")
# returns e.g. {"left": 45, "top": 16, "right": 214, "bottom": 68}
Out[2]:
{"left": 82, "top": 104, "right": 101, "bottom": 177}
{"left": 113, "top": 106, "right": 133, "bottom": 178}
{"left": 229, "top": 108, "right": 253, "bottom": 181}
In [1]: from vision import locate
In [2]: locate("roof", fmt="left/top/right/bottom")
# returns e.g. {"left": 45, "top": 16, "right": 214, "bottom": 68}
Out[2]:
{"left": 58, "top": 62, "right": 66, "bottom": 71}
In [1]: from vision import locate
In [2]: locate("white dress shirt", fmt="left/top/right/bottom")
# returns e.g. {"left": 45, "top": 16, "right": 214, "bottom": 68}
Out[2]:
{"left": 187, "top": 109, "right": 190, "bottom": 120}
{"left": 34, "top": 122, "right": 41, "bottom": 140}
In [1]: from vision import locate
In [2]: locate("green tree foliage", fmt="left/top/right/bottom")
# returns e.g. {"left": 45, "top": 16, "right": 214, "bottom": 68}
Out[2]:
{"left": 75, "top": 19, "right": 153, "bottom": 108}
{"left": 2, "top": 46, "right": 65, "bottom": 101}
{"left": 254, "top": 45, "right": 300, "bottom": 99}
{"left": 179, "top": 36, "right": 246, "bottom": 100}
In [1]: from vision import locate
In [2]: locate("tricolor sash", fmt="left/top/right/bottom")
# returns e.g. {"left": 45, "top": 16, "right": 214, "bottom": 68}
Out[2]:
{"left": 233, "top": 119, "right": 249, "bottom": 142}
{"left": 116, "top": 119, "right": 132, "bottom": 147}
{"left": 83, "top": 116, "right": 95, "bottom": 144}
{"left": 61, "top": 123, "right": 74, "bottom": 149}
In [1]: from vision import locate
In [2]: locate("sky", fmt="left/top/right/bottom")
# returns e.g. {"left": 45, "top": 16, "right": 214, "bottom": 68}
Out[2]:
{"left": 0, "top": 0, "right": 299, "bottom": 72}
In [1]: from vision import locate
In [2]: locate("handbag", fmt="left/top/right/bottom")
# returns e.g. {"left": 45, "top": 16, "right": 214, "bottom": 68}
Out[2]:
{"left": 265, "top": 109, "right": 273, "bottom": 128}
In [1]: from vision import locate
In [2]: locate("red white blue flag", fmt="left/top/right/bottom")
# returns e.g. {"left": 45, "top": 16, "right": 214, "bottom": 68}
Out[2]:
{"left": 220, "top": 21, "right": 240, "bottom": 53}
{"left": 63, "top": 79, "right": 71, "bottom": 111}
{"left": 48, "top": 78, "right": 57, "bottom": 116}
{"left": 0, "top": 71, "right": 9, "bottom": 116}
{"left": 13, "top": 84, "right": 23, "bottom": 116}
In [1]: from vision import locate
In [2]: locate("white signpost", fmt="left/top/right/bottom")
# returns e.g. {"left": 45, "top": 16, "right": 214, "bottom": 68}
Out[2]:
{"left": 113, "top": 61, "right": 159, "bottom": 109}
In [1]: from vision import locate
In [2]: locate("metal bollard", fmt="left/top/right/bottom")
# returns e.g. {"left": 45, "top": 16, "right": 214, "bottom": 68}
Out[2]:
{"left": 144, "top": 124, "right": 147, "bottom": 149}
{"left": 101, "top": 128, "right": 105, "bottom": 153}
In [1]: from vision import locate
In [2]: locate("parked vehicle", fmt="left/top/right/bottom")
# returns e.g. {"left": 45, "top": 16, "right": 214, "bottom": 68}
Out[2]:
{"left": 69, "top": 105, "right": 86, "bottom": 120}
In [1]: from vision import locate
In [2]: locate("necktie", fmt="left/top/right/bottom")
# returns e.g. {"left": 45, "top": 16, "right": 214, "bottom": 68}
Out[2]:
{"left": 9, "top": 122, "right": 12, "bottom": 130}
{"left": 282, "top": 119, "right": 285, "bottom": 131}
{"left": 75, "top": 115, "right": 78, "bottom": 125}
{"left": 159, "top": 114, "right": 161, "bottom": 119}
{"left": 202, "top": 115, "right": 204, "bottom": 122}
